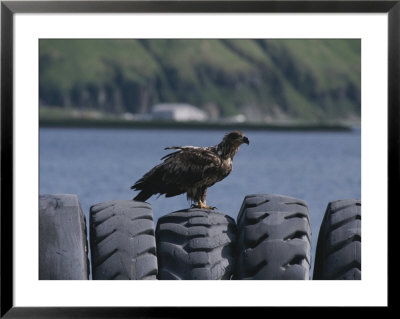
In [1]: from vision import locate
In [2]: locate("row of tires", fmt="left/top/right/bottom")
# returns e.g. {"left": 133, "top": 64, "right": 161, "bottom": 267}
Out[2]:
{"left": 39, "top": 194, "right": 361, "bottom": 280}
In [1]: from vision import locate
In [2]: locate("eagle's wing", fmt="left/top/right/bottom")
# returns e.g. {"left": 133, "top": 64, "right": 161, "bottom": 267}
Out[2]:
{"left": 132, "top": 146, "right": 221, "bottom": 200}
{"left": 161, "top": 146, "right": 201, "bottom": 159}
{"left": 161, "top": 146, "right": 220, "bottom": 185}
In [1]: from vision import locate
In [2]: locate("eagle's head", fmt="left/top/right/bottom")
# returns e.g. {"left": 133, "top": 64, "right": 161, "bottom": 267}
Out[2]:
{"left": 218, "top": 131, "right": 249, "bottom": 158}
{"left": 223, "top": 131, "right": 250, "bottom": 146}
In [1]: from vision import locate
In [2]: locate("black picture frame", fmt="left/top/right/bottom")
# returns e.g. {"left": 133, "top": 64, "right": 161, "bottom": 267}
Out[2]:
{"left": 1, "top": 0, "right": 395, "bottom": 317}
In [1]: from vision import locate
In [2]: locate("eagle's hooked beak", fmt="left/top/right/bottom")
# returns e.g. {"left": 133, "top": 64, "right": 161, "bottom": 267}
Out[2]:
{"left": 242, "top": 136, "right": 250, "bottom": 145}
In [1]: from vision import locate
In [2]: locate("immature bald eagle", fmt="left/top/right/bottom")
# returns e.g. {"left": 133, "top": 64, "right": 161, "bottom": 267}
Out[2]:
{"left": 131, "top": 131, "right": 249, "bottom": 209}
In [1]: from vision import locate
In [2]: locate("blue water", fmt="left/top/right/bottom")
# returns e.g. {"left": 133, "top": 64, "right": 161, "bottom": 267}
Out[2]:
{"left": 39, "top": 127, "right": 361, "bottom": 276}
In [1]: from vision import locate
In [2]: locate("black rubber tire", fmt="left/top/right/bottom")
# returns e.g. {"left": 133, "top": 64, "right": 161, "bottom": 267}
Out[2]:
{"left": 235, "top": 194, "right": 311, "bottom": 280}
{"left": 313, "top": 199, "right": 361, "bottom": 280}
{"left": 90, "top": 200, "right": 158, "bottom": 280}
{"left": 155, "top": 209, "right": 237, "bottom": 280}
{"left": 39, "top": 194, "right": 89, "bottom": 280}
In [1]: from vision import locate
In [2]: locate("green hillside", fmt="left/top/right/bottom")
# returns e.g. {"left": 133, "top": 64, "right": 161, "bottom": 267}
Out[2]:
{"left": 39, "top": 39, "right": 360, "bottom": 124}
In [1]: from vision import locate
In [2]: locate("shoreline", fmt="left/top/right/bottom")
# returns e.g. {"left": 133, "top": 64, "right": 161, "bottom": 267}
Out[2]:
{"left": 39, "top": 118, "right": 356, "bottom": 132}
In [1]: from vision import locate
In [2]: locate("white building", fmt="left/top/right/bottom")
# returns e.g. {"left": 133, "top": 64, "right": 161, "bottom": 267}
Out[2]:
{"left": 151, "top": 103, "right": 208, "bottom": 122}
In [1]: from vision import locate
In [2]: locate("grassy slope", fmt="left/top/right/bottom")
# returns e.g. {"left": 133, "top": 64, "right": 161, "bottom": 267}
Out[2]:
{"left": 39, "top": 39, "right": 361, "bottom": 123}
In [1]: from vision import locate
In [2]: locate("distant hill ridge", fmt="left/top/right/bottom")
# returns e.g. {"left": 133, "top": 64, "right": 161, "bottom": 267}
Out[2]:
{"left": 39, "top": 39, "right": 361, "bottom": 123}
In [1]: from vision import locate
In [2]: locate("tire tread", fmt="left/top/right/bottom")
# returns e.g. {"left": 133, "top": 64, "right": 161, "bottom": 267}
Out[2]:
{"left": 156, "top": 209, "right": 236, "bottom": 280}
{"left": 313, "top": 199, "right": 361, "bottom": 280}
{"left": 90, "top": 200, "right": 158, "bottom": 280}
{"left": 235, "top": 194, "right": 311, "bottom": 280}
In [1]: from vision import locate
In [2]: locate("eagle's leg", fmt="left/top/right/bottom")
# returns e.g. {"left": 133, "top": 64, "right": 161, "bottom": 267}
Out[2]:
{"left": 191, "top": 188, "right": 216, "bottom": 210}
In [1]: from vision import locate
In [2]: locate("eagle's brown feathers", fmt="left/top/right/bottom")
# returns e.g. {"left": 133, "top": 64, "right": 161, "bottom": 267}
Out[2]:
{"left": 131, "top": 131, "right": 249, "bottom": 209}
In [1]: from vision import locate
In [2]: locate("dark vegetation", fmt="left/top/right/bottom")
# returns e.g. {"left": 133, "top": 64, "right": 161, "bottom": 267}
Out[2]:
{"left": 39, "top": 39, "right": 360, "bottom": 124}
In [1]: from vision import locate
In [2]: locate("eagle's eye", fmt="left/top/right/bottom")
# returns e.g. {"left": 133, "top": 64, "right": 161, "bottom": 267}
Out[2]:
{"left": 230, "top": 133, "right": 241, "bottom": 140}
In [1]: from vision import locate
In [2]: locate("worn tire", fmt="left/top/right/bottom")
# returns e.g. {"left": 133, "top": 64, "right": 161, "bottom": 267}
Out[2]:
{"left": 90, "top": 200, "right": 158, "bottom": 280}
{"left": 156, "top": 209, "right": 237, "bottom": 280}
{"left": 39, "top": 194, "right": 89, "bottom": 280}
{"left": 313, "top": 199, "right": 361, "bottom": 280}
{"left": 235, "top": 194, "right": 311, "bottom": 280}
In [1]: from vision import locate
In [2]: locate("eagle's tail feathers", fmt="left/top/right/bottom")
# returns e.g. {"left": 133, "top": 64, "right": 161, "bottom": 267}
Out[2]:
{"left": 133, "top": 190, "right": 152, "bottom": 202}
{"left": 131, "top": 180, "right": 143, "bottom": 190}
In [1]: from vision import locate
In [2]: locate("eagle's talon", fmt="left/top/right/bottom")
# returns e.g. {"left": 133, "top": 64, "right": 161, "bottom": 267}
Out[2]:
{"left": 191, "top": 203, "right": 216, "bottom": 210}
